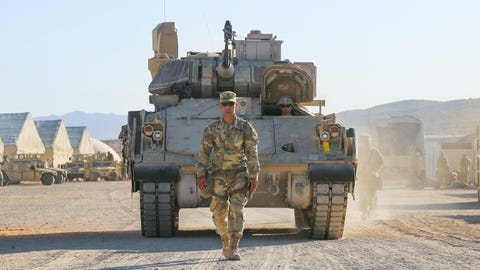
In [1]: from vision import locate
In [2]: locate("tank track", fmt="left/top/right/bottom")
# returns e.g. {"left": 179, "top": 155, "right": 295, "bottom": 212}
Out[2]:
{"left": 139, "top": 181, "right": 179, "bottom": 237}
{"left": 310, "top": 183, "right": 349, "bottom": 240}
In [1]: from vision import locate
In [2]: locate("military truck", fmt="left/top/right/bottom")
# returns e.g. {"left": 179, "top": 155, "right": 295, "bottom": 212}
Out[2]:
{"left": 123, "top": 21, "right": 357, "bottom": 239}
{"left": 371, "top": 116, "right": 426, "bottom": 188}
{"left": 65, "top": 153, "right": 122, "bottom": 181}
{"left": 65, "top": 154, "right": 87, "bottom": 181}
{"left": 84, "top": 153, "right": 122, "bottom": 181}
{"left": 2, "top": 154, "right": 67, "bottom": 185}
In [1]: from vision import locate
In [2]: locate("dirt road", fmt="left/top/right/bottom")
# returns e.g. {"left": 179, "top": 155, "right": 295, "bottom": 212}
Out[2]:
{"left": 1, "top": 181, "right": 479, "bottom": 269}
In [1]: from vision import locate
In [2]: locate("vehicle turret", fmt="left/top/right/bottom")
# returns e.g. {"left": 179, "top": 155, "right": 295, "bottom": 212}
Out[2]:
{"left": 146, "top": 21, "right": 317, "bottom": 116}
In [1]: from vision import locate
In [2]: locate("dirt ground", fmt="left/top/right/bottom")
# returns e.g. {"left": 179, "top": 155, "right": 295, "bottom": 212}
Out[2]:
{"left": 0, "top": 181, "right": 479, "bottom": 270}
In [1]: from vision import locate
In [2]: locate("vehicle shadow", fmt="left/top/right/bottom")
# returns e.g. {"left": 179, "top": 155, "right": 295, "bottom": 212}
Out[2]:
{"left": 437, "top": 214, "right": 480, "bottom": 225}
{"left": 445, "top": 191, "right": 478, "bottom": 199}
{"left": 382, "top": 201, "right": 480, "bottom": 211}
{"left": 0, "top": 228, "right": 313, "bottom": 255}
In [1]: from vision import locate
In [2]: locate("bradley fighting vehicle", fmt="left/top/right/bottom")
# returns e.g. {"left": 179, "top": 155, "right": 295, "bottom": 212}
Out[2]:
{"left": 124, "top": 21, "right": 357, "bottom": 239}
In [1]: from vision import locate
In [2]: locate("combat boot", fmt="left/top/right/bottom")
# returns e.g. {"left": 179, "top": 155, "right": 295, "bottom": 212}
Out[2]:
{"left": 229, "top": 232, "right": 242, "bottom": 260}
{"left": 220, "top": 234, "right": 232, "bottom": 258}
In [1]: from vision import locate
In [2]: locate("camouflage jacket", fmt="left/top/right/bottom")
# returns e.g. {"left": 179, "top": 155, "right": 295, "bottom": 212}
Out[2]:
{"left": 196, "top": 117, "right": 259, "bottom": 179}
{"left": 357, "top": 148, "right": 383, "bottom": 178}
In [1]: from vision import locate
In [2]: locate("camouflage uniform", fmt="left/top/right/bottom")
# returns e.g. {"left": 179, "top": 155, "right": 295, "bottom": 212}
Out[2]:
{"left": 357, "top": 147, "right": 383, "bottom": 220}
{"left": 118, "top": 125, "right": 131, "bottom": 180}
{"left": 436, "top": 152, "right": 449, "bottom": 186}
{"left": 196, "top": 91, "right": 259, "bottom": 260}
{"left": 459, "top": 153, "right": 471, "bottom": 184}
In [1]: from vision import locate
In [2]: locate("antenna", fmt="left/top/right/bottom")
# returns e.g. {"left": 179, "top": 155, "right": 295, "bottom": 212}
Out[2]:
{"left": 163, "top": 0, "right": 166, "bottom": 21}
{"left": 203, "top": 14, "right": 213, "bottom": 50}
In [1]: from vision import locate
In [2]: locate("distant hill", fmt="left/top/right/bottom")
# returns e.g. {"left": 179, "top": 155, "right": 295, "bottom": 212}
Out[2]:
{"left": 336, "top": 98, "right": 480, "bottom": 138}
{"left": 33, "top": 98, "right": 480, "bottom": 140}
{"left": 35, "top": 111, "right": 126, "bottom": 140}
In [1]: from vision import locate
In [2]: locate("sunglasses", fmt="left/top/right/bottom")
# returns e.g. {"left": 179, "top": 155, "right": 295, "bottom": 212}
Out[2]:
{"left": 280, "top": 104, "right": 291, "bottom": 108}
{"left": 221, "top": 102, "right": 235, "bottom": 107}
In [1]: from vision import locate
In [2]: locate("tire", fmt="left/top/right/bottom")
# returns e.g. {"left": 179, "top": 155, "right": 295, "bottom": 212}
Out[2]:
{"left": 111, "top": 172, "right": 119, "bottom": 181}
{"left": 54, "top": 173, "right": 65, "bottom": 184}
{"left": 2, "top": 171, "right": 10, "bottom": 186}
{"left": 41, "top": 173, "right": 55, "bottom": 185}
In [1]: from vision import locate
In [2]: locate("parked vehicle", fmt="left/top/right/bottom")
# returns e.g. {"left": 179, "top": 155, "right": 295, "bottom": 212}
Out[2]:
{"left": 85, "top": 153, "right": 122, "bottom": 181}
{"left": 65, "top": 155, "right": 87, "bottom": 181}
{"left": 2, "top": 154, "right": 67, "bottom": 185}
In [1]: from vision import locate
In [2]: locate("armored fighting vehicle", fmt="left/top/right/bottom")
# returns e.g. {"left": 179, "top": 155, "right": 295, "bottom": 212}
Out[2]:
{"left": 2, "top": 154, "right": 66, "bottom": 185}
{"left": 124, "top": 21, "right": 357, "bottom": 239}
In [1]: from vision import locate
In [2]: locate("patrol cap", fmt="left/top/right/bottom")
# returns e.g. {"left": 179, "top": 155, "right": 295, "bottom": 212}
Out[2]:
{"left": 219, "top": 91, "right": 237, "bottom": 103}
{"left": 277, "top": 96, "right": 293, "bottom": 105}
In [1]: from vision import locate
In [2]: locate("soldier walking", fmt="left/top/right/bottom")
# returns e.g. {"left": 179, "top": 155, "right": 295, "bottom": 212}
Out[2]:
{"left": 196, "top": 91, "right": 260, "bottom": 260}
{"left": 436, "top": 151, "right": 449, "bottom": 187}
{"left": 459, "top": 153, "right": 471, "bottom": 184}
{"left": 357, "top": 136, "right": 383, "bottom": 220}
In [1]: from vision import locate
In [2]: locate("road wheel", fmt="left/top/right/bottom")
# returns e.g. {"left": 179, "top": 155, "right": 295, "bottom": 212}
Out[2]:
{"left": 294, "top": 208, "right": 310, "bottom": 229}
{"left": 41, "top": 173, "right": 55, "bottom": 185}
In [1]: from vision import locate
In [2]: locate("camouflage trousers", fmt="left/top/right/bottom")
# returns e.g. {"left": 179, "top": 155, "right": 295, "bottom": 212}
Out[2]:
{"left": 210, "top": 169, "right": 249, "bottom": 236}
{"left": 357, "top": 176, "right": 380, "bottom": 215}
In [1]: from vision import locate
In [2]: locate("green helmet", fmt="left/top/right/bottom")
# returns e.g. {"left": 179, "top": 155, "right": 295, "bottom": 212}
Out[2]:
{"left": 277, "top": 96, "right": 293, "bottom": 105}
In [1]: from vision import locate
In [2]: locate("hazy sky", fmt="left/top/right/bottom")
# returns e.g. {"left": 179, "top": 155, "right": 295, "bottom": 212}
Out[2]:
{"left": 1, "top": 0, "right": 479, "bottom": 116}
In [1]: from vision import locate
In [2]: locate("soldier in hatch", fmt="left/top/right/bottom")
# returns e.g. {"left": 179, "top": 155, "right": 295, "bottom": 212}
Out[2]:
{"left": 196, "top": 90, "right": 260, "bottom": 260}
{"left": 277, "top": 96, "right": 294, "bottom": 116}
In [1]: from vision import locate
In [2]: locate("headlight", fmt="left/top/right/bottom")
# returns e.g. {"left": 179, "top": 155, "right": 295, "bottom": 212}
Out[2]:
{"left": 152, "top": 130, "right": 163, "bottom": 141}
{"left": 329, "top": 125, "right": 340, "bottom": 138}
{"left": 143, "top": 124, "right": 154, "bottom": 136}
{"left": 320, "top": 131, "right": 330, "bottom": 141}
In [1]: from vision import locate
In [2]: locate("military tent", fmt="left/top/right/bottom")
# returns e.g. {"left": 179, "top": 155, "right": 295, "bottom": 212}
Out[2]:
{"left": 66, "top": 126, "right": 95, "bottom": 156}
{"left": 35, "top": 120, "right": 74, "bottom": 167}
{"left": 0, "top": 112, "right": 45, "bottom": 159}
{"left": 67, "top": 126, "right": 95, "bottom": 156}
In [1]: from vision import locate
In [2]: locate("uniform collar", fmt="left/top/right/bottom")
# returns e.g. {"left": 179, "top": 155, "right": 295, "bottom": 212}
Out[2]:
{"left": 221, "top": 116, "right": 240, "bottom": 129}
